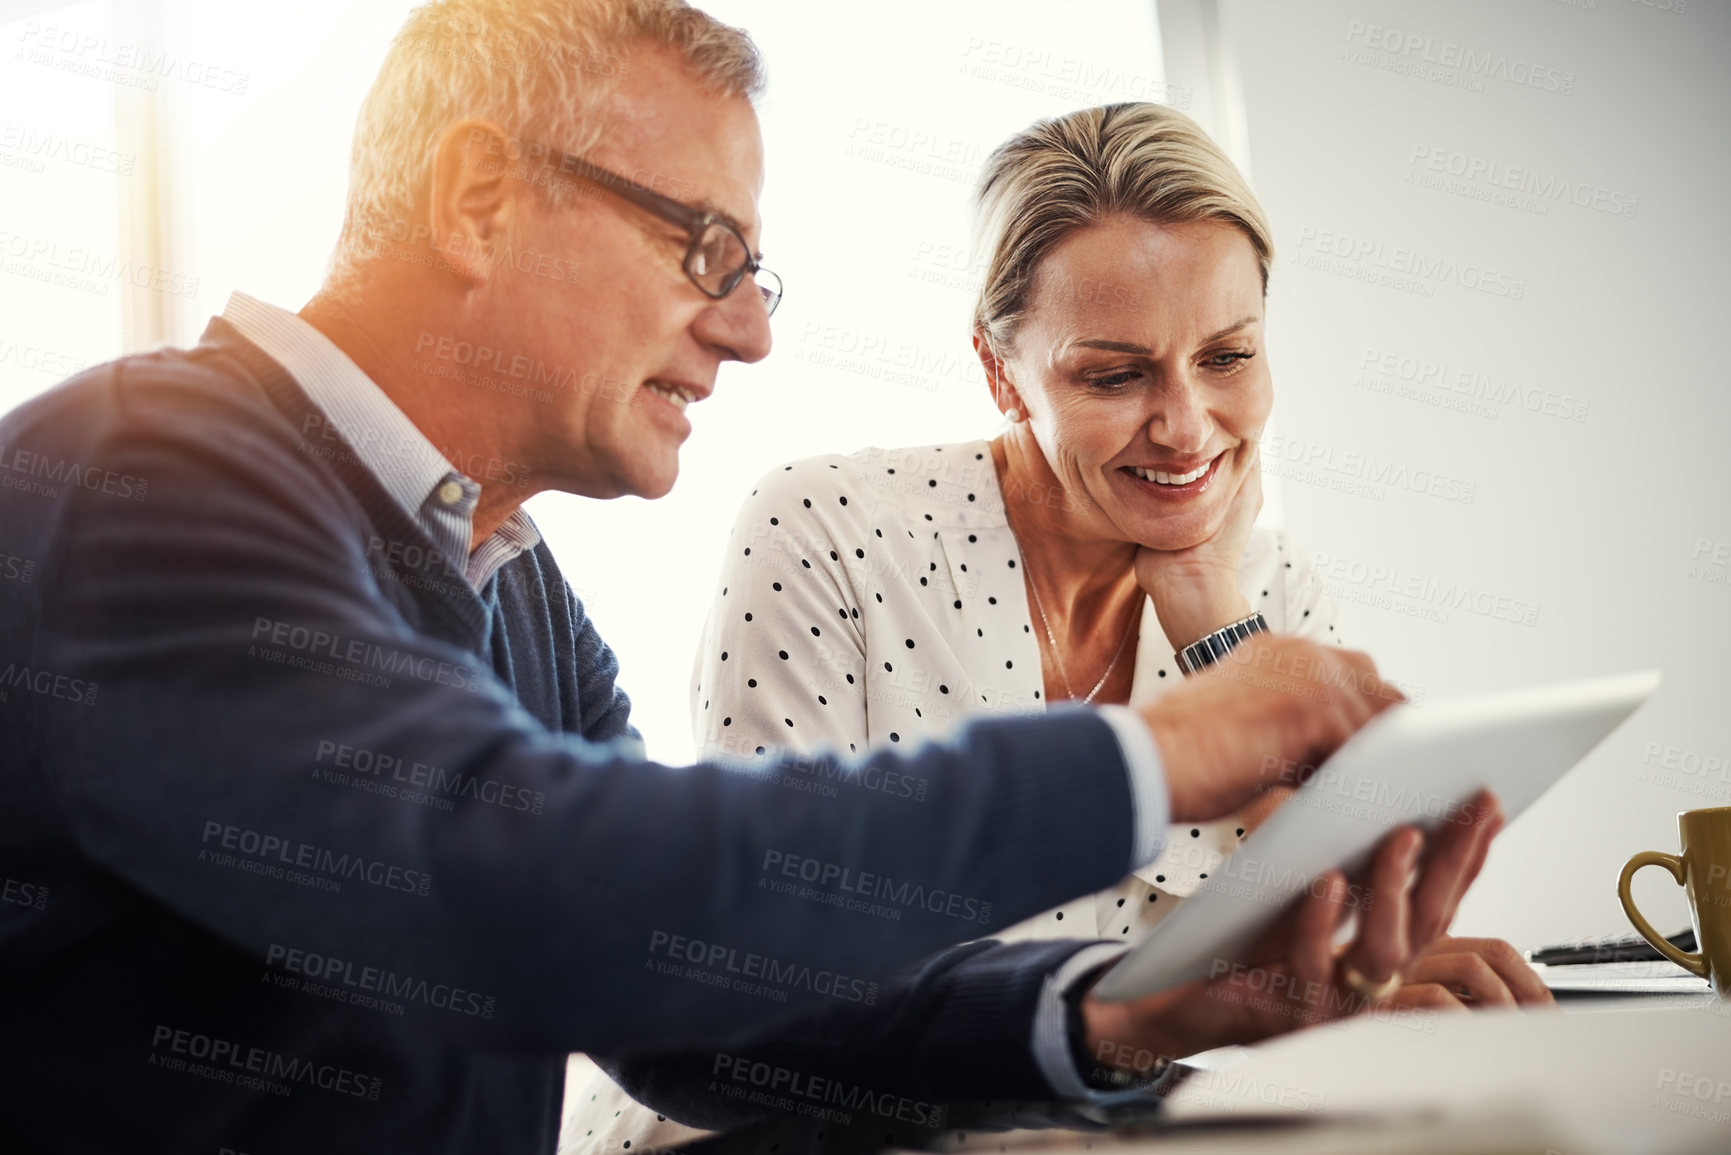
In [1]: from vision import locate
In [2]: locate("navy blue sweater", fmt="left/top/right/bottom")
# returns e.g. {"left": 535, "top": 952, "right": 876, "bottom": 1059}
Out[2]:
{"left": 0, "top": 321, "right": 1127, "bottom": 1152}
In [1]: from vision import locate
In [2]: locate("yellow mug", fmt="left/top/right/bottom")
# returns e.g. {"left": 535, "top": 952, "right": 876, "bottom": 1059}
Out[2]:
{"left": 1618, "top": 805, "right": 1731, "bottom": 998}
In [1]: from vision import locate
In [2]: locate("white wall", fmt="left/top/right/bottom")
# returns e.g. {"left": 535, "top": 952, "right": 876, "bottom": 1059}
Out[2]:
{"left": 0, "top": 0, "right": 128, "bottom": 388}
{"left": 1218, "top": 0, "right": 1730, "bottom": 946}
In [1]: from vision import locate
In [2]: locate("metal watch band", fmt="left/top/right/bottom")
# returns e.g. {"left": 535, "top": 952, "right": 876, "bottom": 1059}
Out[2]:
{"left": 1174, "top": 611, "right": 1268, "bottom": 676}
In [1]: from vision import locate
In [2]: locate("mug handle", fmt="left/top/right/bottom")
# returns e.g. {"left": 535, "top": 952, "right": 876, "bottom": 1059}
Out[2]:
{"left": 1618, "top": 851, "right": 1709, "bottom": 979}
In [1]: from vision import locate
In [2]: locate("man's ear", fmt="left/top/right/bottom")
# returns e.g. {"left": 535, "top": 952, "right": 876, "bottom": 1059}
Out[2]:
{"left": 972, "top": 329, "right": 1020, "bottom": 416}
{"left": 424, "top": 118, "right": 523, "bottom": 285}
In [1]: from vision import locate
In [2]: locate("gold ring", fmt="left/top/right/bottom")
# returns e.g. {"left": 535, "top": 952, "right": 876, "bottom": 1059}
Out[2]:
{"left": 1338, "top": 960, "right": 1402, "bottom": 1003}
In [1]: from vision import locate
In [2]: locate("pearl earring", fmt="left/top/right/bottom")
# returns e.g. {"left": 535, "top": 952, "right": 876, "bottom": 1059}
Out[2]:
{"left": 1005, "top": 407, "right": 1022, "bottom": 423}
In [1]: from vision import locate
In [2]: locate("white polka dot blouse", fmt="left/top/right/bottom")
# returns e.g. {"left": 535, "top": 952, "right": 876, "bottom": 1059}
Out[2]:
{"left": 690, "top": 439, "right": 1344, "bottom": 943}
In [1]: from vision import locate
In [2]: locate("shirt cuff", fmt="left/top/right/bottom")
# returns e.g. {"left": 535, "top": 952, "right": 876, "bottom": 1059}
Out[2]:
{"left": 1029, "top": 943, "right": 1132, "bottom": 1100}
{"left": 1097, "top": 705, "right": 1169, "bottom": 868}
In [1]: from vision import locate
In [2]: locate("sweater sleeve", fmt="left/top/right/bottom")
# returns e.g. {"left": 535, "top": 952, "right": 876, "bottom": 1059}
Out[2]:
{"left": 27, "top": 372, "right": 1140, "bottom": 1059}
{"left": 602, "top": 936, "right": 1104, "bottom": 1130}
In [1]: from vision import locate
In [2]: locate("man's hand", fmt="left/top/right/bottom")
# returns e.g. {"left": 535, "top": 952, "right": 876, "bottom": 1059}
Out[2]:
{"left": 1141, "top": 634, "right": 1403, "bottom": 823}
{"left": 1078, "top": 792, "right": 1508, "bottom": 1077}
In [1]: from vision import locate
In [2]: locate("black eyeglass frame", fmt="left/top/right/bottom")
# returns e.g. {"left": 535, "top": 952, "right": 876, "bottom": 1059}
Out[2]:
{"left": 537, "top": 146, "right": 781, "bottom": 315}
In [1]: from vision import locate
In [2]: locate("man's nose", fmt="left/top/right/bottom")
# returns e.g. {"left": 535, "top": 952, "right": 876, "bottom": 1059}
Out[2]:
{"left": 696, "top": 279, "right": 773, "bottom": 364}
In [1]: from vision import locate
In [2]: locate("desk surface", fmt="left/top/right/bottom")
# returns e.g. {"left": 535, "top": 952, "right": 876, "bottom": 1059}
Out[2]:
{"left": 933, "top": 1108, "right": 1588, "bottom": 1155}
{"left": 1156, "top": 997, "right": 1729, "bottom": 1155}
{"left": 682, "top": 997, "right": 1729, "bottom": 1155}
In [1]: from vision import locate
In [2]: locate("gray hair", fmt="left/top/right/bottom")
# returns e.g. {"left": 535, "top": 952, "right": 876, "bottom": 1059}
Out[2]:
{"left": 334, "top": 0, "right": 763, "bottom": 272}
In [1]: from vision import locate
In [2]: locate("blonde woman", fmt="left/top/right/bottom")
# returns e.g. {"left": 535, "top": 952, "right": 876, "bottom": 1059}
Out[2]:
{"left": 563, "top": 101, "right": 1542, "bottom": 1154}
{"left": 697, "top": 101, "right": 1542, "bottom": 959}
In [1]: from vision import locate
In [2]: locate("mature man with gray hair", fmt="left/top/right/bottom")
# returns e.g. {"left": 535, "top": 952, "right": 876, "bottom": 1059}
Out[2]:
{"left": 0, "top": 2, "right": 1491, "bottom": 1152}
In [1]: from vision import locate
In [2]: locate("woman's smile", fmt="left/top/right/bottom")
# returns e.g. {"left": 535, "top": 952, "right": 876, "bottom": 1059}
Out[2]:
{"left": 1117, "top": 449, "right": 1227, "bottom": 502}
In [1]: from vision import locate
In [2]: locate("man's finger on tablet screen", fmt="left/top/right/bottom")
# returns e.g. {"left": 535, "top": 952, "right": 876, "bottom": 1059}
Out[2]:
{"left": 1324, "top": 652, "right": 1377, "bottom": 725}
{"left": 1296, "top": 653, "right": 1401, "bottom": 768}
{"left": 1300, "top": 692, "right": 1372, "bottom": 771}
{"left": 1334, "top": 648, "right": 1404, "bottom": 711}
{"left": 1334, "top": 647, "right": 1379, "bottom": 689}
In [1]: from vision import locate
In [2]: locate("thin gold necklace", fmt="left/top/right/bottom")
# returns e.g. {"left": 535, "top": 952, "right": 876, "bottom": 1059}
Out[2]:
{"left": 1025, "top": 576, "right": 1138, "bottom": 703}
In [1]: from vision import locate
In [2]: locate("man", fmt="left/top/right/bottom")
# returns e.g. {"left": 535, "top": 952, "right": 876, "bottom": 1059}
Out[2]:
{"left": 0, "top": 2, "right": 1496, "bottom": 1152}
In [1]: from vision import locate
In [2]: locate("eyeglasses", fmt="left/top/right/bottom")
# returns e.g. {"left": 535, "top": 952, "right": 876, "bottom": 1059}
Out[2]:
{"left": 538, "top": 146, "right": 782, "bottom": 316}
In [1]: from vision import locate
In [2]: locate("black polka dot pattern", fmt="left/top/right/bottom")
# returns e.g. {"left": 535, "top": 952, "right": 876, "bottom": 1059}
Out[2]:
{"left": 698, "top": 447, "right": 1341, "bottom": 939}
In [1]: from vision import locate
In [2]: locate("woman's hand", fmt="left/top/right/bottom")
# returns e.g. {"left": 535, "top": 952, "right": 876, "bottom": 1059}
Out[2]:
{"left": 1077, "top": 791, "right": 1507, "bottom": 1075}
{"left": 1134, "top": 441, "right": 1262, "bottom": 648}
{"left": 1393, "top": 935, "right": 1555, "bottom": 1010}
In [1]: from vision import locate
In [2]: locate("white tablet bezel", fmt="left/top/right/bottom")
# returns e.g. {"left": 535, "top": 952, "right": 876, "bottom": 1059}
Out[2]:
{"left": 1091, "top": 670, "right": 1661, "bottom": 1003}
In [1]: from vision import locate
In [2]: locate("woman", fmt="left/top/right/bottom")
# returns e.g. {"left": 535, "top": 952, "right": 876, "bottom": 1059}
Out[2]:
{"left": 561, "top": 101, "right": 1544, "bottom": 1154}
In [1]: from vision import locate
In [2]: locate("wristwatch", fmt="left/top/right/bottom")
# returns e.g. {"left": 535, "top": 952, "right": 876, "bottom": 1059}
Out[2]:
{"left": 1173, "top": 611, "right": 1268, "bottom": 675}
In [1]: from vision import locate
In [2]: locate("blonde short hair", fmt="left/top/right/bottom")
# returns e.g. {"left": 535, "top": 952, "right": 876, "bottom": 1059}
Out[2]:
{"left": 972, "top": 102, "right": 1272, "bottom": 355}
{"left": 335, "top": 0, "right": 762, "bottom": 269}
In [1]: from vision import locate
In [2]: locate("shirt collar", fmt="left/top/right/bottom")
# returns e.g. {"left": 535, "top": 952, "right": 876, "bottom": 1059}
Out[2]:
{"left": 220, "top": 291, "right": 540, "bottom": 589}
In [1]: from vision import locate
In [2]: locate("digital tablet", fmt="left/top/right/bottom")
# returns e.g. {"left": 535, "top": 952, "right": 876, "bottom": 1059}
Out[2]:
{"left": 1090, "top": 669, "right": 1661, "bottom": 1003}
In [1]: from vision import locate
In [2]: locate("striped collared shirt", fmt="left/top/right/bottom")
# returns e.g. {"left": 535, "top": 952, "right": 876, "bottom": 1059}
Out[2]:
{"left": 222, "top": 291, "right": 540, "bottom": 590}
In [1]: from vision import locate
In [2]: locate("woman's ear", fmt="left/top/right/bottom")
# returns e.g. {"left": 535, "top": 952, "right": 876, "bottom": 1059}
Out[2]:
{"left": 973, "top": 329, "right": 1021, "bottom": 420}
